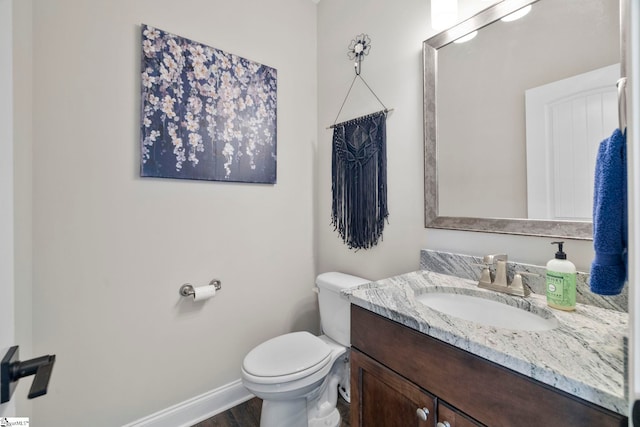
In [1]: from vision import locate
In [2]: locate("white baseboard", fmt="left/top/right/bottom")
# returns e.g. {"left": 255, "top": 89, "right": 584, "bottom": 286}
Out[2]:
{"left": 122, "top": 379, "right": 254, "bottom": 427}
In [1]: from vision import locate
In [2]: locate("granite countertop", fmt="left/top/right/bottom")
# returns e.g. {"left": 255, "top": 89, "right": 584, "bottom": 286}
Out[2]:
{"left": 344, "top": 270, "right": 628, "bottom": 415}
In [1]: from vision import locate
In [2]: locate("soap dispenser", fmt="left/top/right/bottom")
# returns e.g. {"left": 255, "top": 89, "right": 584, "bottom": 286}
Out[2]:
{"left": 546, "top": 241, "right": 577, "bottom": 311}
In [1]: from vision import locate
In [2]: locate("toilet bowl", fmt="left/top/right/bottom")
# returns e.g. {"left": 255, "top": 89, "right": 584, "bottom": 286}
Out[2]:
{"left": 241, "top": 272, "right": 369, "bottom": 427}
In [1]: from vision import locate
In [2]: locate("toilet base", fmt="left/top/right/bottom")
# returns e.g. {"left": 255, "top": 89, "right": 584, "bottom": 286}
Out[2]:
{"left": 259, "top": 398, "right": 340, "bottom": 427}
{"left": 309, "top": 407, "right": 340, "bottom": 427}
{"left": 260, "top": 398, "right": 307, "bottom": 427}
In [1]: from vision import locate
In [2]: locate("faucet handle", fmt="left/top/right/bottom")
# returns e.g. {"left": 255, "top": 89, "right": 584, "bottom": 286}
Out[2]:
{"left": 472, "top": 263, "right": 492, "bottom": 286}
{"left": 510, "top": 271, "right": 538, "bottom": 297}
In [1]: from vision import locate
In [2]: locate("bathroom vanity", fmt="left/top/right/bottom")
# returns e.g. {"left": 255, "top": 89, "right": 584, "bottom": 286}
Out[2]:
{"left": 346, "top": 271, "right": 628, "bottom": 426}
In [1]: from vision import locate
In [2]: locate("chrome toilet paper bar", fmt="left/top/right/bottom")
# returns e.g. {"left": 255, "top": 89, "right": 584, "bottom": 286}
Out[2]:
{"left": 179, "top": 279, "right": 222, "bottom": 297}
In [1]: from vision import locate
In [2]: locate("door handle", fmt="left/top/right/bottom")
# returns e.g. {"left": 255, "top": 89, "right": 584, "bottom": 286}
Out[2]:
{"left": 1, "top": 345, "right": 56, "bottom": 403}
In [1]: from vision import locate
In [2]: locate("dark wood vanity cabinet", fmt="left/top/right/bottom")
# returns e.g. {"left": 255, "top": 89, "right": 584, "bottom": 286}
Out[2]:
{"left": 350, "top": 305, "right": 628, "bottom": 427}
{"left": 351, "top": 349, "right": 437, "bottom": 426}
{"left": 351, "top": 348, "right": 480, "bottom": 427}
{"left": 436, "top": 401, "right": 484, "bottom": 427}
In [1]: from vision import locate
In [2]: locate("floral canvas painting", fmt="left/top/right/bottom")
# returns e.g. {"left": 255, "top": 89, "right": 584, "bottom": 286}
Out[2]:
{"left": 140, "top": 24, "right": 277, "bottom": 183}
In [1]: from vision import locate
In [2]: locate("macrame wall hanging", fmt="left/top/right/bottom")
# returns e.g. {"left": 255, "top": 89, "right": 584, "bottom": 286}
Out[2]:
{"left": 328, "top": 34, "right": 393, "bottom": 250}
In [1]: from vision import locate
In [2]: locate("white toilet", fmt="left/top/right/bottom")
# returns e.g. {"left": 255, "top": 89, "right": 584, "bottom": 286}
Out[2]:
{"left": 241, "top": 272, "right": 369, "bottom": 427}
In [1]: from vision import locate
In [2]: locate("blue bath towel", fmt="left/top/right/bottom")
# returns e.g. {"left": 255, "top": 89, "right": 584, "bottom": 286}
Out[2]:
{"left": 590, "top": 128, "right": 627, "bottom": 295}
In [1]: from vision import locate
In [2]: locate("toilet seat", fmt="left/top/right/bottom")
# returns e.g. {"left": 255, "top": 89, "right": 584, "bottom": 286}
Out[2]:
{"left": 242, "top": 332, "right": 332, "bottom": 385}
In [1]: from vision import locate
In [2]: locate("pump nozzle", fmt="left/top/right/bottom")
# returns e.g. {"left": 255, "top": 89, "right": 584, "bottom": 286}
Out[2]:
{"left": 551, "top": 241, "right": 567, "bottom": 259}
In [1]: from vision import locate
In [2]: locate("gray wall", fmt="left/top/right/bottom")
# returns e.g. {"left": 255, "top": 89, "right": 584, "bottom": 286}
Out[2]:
{"left": 15, "top": 0, "right": 318, "bottom": 425}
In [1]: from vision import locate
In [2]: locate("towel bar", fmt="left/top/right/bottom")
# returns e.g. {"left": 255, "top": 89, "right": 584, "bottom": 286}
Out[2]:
{"left": 617, "top": 77, "right": 627, "bottom": 132}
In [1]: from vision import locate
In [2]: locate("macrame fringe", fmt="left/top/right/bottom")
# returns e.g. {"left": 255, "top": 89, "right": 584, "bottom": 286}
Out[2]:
{"left": 331, "top": 110, "right": 388, "bottom": 250}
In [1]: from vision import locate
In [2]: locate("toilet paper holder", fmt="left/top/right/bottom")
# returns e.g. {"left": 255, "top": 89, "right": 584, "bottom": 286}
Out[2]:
{"left": 179, "top": 279, "right": 222, "bottom": 297}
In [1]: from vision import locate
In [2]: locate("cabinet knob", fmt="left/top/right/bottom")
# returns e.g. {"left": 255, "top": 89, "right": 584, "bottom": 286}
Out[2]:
{"left": 416, "top": 407, "right": 430, "bottom": 421}
{"left": 437, "top": 422, "right": 451, "bottom": 427}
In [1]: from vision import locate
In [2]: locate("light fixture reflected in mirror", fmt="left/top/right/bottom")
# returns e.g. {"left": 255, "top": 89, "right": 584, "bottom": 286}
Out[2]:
{"left": 431, "top": 0, "right": 458, "bottom": 31}
{"left": 501, "top": 4, "right": 532, "bottom": 22}
{"left": 454, "top": 31, "right": 478, "bottom": 44}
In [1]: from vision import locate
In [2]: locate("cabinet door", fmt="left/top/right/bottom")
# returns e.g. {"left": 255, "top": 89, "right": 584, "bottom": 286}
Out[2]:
{"left": 351, "top": 349, "right": 436, "bottom": 427}
{"left": 437, "top": 401, "right": 484, "bottom": 427}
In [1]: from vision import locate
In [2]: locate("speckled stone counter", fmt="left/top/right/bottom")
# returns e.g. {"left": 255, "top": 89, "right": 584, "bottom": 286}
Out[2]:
{"left": 344, "top": 270, "right": 628, "bottom": 415}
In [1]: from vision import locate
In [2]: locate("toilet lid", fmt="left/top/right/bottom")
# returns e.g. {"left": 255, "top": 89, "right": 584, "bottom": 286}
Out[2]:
{"left": 243, "top": 332, "right": 332, "bottom": 378}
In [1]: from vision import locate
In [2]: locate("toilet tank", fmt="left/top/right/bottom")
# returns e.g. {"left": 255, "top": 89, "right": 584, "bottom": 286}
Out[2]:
{"left": 316, "top": 272, "right": 370, "bottom": 347}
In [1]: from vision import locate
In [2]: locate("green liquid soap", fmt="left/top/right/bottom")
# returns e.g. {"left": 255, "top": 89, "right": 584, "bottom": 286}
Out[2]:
{"left": 546, "top": 241, "right": 576, "bottom": 311}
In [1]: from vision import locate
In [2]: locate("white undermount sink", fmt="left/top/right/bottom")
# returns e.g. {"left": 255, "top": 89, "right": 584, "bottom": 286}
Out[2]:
{"left": 416, "top": 291, "right": 558, "bottom": 331}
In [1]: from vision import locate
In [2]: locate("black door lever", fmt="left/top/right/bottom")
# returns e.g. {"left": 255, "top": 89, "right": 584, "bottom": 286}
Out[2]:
{"left": 1, "top": 346, "right": 56, "bottom": 403}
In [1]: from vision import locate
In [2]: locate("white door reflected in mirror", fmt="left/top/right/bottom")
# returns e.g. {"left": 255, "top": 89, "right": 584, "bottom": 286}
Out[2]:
{"left": 525, "top": 63, "right": 619, "bottom": 221}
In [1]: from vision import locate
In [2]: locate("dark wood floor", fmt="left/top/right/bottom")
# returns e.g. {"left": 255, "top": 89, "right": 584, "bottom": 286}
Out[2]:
{"left": 192, "top": 396, "right": 350, "bottom": 427}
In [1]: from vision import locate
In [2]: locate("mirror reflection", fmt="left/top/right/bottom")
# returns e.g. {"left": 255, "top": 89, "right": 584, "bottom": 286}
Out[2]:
{"left": 424, "top": 0, "right": 620, "bottom": 238}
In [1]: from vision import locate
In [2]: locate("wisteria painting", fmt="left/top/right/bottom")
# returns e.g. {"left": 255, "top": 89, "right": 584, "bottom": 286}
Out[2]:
{"left": 140, "top": 24, "right": 277, "bottom": 183}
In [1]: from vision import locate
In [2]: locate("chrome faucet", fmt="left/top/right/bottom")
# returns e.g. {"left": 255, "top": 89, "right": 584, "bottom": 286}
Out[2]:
{"left": 477, "top": 254, "right": 531, "bottom": 297}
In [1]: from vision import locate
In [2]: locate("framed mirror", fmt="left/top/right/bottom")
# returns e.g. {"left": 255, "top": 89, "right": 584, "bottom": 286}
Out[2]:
{"left": 423, "top": 0, "right": 621, "bottom": 239}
